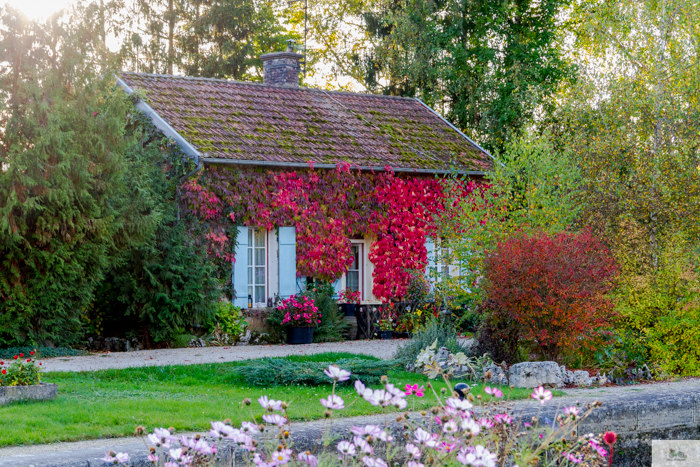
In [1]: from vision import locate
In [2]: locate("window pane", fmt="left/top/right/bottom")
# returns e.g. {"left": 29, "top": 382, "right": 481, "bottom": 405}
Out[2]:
{"left": 248, "top": 248, "right": 252, "bottom": 265}
{"left": 247, "top": 267, "right": 252, "bottom": 285}
{"left": 350, "top": 246, "right": 359, "bottom": 269}
{"left": 248, "top": 228, "right": 253, "bottom": 245}
{"left": 255, "top": 286, "right": 265, "bottom": 304}
{"left": 347, "top": 271, "right": 359, "bottom": 292}
{"left": 248, "top": 286, "right": 253, "bottom": 298}
{"left": 255, "top": 267, "right": 265, "bottom": 285}
{"left": 255, "top": 230, "right": 265, "bottom": 247}
{"left": 255, "top": 248, "right": 265, "bottom": 266}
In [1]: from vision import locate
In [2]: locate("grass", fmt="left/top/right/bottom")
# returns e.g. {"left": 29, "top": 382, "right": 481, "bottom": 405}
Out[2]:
{"left": 0, "top": 352, "right": 558, "bottom": 447}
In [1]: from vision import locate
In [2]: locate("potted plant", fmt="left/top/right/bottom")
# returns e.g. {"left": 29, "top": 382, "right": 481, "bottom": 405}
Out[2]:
{"left": 0, "top": 351, "right": 56, "bottom": 405}
{"left": 338, "top": 288, "right": 361, "bottom": 316}
{"left": 278, "top": 294, "right": 321, "bottom": 344}
{"left": 377, "top": 303, "right": 396, "bottom": 340}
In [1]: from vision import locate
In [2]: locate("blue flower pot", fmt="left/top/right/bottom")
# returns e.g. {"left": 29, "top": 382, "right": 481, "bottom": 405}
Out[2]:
{"left": 286, "top": 326, "right": 314, "bottom": 345}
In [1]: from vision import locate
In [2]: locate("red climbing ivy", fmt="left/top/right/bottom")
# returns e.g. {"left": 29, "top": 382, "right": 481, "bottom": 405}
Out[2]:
{"left": 181, "top": 163, "right": 488, "bottom": 300}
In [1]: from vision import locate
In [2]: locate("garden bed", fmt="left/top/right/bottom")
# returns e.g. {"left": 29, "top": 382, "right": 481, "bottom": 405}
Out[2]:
{"left": 0, "top": 383, "right": 57, "bottom": 406}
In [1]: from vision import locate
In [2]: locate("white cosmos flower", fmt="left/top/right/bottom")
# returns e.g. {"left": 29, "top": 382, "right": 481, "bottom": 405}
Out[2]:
{"left": 337, "top": 441, "right": 356, "bottom": 457}
{"left": 406, "top": 443, "right": 422, "bottom": 459}
{"left": 258, "top": 396, "right": 283, "bottom": 411}
{"left": 324, "top": 365, "right": 351, "bottom": 382}
{"left": 262, "top": 414, "right": 287, "bottom": 426}
{"left": 443, "top": 420, "right": 459, "bottom": 433}
{"left": 320, "top": 394, "right": 345, "bottom": 410}
{"left": 461, "top": 418, "right": 481, "bottom": 437}
{"left": 446, "top": 397, "right": 473, "bottom": 411}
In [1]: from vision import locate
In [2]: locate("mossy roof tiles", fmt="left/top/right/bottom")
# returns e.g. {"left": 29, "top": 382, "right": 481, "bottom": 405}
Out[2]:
{"left": 119, "top": 72, "right": 492, "bottom": 173}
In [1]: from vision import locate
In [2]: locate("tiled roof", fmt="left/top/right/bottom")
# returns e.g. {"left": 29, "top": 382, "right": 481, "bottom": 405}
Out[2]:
{"left": 118, "top": 72, "right": 492, "bottom": 173}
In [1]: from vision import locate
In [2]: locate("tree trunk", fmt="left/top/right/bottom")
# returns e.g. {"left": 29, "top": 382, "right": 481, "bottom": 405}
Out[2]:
{"left": 167, "top": 0, "right": 175, "bottom": 74}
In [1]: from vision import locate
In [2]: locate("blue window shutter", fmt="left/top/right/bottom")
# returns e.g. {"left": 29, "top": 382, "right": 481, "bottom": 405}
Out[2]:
{"left": 332, "top": 279, "right": 342, "bottom": 299}
{"left": 233, "top": 226, "right": 249, "bottom": 308}
{"left": 279, "top": 227, "right": 297, "bottom": 299}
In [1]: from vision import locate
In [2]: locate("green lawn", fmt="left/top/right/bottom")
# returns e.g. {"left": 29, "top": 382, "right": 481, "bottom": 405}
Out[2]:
{"left": 0, "top": 353, "right": 551, "bottom": 447}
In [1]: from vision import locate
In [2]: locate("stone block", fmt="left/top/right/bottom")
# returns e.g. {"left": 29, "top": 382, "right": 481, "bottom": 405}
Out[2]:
{"left": 509, "top": 361, "right": 563, "bottom": 388}
{"left": 0, "top": 383, "right": 57, "bottom": 405}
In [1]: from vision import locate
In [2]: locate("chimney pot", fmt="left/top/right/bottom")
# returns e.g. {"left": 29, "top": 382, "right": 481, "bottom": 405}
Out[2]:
{"left": 260, "top": 43, "right": 302, "bottom": 87}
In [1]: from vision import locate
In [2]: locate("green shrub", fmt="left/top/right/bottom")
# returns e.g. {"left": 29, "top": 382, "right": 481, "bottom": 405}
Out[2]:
{"left": 614, "top": 234, "right": 700, "bottom": 376}
{"left": 394, "top": 317, "right": 467, "bottom": 365}
{"left": 208, "top": 301, "right": 248, "bottom": 345}
{"left": 234, "top": 357, "right": 400, "bottom": 386}
{"left": 171, "top": 333, "right": 198, "bottom": 348}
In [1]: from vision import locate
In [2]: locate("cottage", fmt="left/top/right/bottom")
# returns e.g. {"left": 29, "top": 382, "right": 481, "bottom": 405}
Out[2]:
{"left": 117, "top": 45, "right": 494, "bottom": 309}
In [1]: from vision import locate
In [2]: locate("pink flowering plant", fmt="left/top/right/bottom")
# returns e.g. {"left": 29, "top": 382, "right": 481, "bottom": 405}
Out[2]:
{"left": 278, "top": 294, "right": 321, "bottom": 328}
{"left": 105, "top": 344, "right": 611, "bottom": 467}
{"left": 338, "top": 288, "right": 361, "bottom": 305}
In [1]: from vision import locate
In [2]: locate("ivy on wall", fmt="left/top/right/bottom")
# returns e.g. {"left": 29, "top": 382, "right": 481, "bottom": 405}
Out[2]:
{"left": 181, "top": 163, "right": 488, "bottom": 300}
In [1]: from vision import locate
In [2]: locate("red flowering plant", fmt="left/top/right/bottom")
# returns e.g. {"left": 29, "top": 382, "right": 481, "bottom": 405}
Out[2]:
{"left": 338, "top": 288, "right": 361, "bottom": 305}
{"left": 0, "top": 350, "right": 42, "bottom": 386}
{"left": 278, "top": 294, "right": 321, "bottom": 328}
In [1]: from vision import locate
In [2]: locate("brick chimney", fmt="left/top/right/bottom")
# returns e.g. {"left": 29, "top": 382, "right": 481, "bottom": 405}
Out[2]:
{"left": 260, "top": 41, "right": 302, "bottom": 87}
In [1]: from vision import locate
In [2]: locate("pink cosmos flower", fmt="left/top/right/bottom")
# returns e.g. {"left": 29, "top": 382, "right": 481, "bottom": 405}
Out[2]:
{"left": 477, "top": 417, "right": 495, "bottom": 429}
{"left": 262, "top": 414, "right": 287, "bottom": 426}
{"left": 563, "top": 406, "right": 579, "bottom": 419}
{"left": 442, "top": 420, "right": 459, "bottom": 433}
{"left": 457, "top": 445, "right": 496, "bottom": 467}
{"left": 406, "top": 443, "right": 421, "bottom": 459}
{"left": 484, "top": 386, "right": 503, "bottom": 398}
{"left": 101, "top": 452, "right": 129, "bottom": 464}
{"left": 147, "top": 427, "right": 173, "bottom": 448}
{"left": 253, "top": 453, "right": 275, "bottom": 467}
{"left": 320, "top": 394, "right": 345, "bottom": 410}
{"left": 147, "top": 454, "right": 159, "bottom": 462}
{"left": 392, "top": 396, "right": 408, "bottom": 409}
{"left": 355, "top": 380, "right": 371, "bottom": 398}
{"left": 298, "top": 451, "right": 318, "bottom": 467}
{"left": 353, "top": 436, "right": 373, "bottom": 454}
{"left": 270, "top": 448, "right": 292, "bottom": 465}
{"left": 461, "top": 418, "right": 481, "bottom": 437}
{"left": 241, "top": 421, "right": 260, "bottom": 434}
{"left": 362, "top": 457, "right": 388, "bottom": 467}
{"left": 405, "top": 384, "right": 425, "bottom": 397}
{"left": 493, "top": 413, "right": 513, "bottom": 425}
{"left": 414, "top": 428, "right": 432, "bottom": 445}
{"left": 531, "top": 386, "right": 553, "bottom": 404}
{"left": 210, "top": 421, "right": 236, "bottom": 439}
{"left": 258, "top": 396, "right": 283, "bottom": 411}
{"left": 562, "top": 452, "right": 583, "bottom": 464}
{"left": 590, "top": 440, "right": 608, "bottom": 458}
{"left": 351, "top": 424, "right": 384, "bottom": 439}
{"left": 337, "top": 441, "right": 356, "bottom": 457}
{"left": 192, "top": 439, "right": 216, "bottom": 455}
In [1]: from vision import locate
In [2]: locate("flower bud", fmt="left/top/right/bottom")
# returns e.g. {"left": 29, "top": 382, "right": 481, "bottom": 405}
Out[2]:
{"left": 281, "top": 402, "right": 289, "bottom": 409}
{"left": 224, "top": 419, "right": 231, "bottom": 425}
{"left": 150, "top": 447, "right": 156, "bottom": 453}
{"left": 440, "top": 387, "right": 447, "bottom": 394}
{"left": 421, "top": 411, "right": 427, "bottom": 416}
{"left": 484, "top": 370, "right": 493, "bottom": 380}
{"left": 468, "top": 394, "right": 475, "bottom": 402}
{"left": 381, "top": 375, "right": 388, "bottom": 383}
{"left": 431, "top": 407, "right": 439, "bottom": 414}
{"left": 283, "top": 431, "right": 290, "bottom": 438}
{"left": 426, "top": 382, "right": 432, "bottom": 389}
{"left": 243, "top": 398, "right": 251, "bottom": 406}
{"left": 169, "top": 427, "right": 175, "bottom": 433}
{"left": 135, "top": 426, "right": 145, "bottom": 435}
{"left": 324, "top": 410, "right": 331, "bottom": 418}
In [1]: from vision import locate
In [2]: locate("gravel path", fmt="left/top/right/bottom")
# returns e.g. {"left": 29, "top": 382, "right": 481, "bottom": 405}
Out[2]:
{"left": 39, "top": 339, "right": 406, "bottom": 372}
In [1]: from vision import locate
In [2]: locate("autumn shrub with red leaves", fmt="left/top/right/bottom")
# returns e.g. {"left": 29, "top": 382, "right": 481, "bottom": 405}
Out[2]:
{"left": 482, "top": 229, "right": 618, "bottom": 361}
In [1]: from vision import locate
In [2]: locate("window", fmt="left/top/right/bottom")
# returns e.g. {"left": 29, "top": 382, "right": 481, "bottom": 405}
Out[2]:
{"left": 346, "top": 244, "right": 362, "bottom": 298}
{"left": 247, "top": 229, "right": 266, "bottom": 305}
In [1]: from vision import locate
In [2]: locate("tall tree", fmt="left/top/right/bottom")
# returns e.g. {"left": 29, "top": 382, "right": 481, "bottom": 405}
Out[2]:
{"left": 296, "top": 0, "right": 573, "bottom": 151}
{"left": 552, "top": 0, "right": 700, "bottom": 272}
{"left": 0, "top": 5, "right": 162, "bottom": 345}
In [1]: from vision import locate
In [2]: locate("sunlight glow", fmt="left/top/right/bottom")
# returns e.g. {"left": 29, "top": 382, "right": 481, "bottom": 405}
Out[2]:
{"left": 3, "top": 0, "right": 77, "bottom": 20}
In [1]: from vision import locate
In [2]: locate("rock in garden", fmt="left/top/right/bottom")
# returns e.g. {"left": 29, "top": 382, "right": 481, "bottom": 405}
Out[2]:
{"left": 482, "top": 363, "right": 508, "bottom": 386}
{"left": 509, "top": 361, "right": 563, "bottom": 388}
{"left": 571, "top": 370, "right": 592, "bottom": 386}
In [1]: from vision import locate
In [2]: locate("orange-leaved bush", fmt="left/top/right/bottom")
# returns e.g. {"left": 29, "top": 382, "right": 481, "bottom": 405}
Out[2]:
{"left": 483, "top": 229, "right": 618, "bottom": 361}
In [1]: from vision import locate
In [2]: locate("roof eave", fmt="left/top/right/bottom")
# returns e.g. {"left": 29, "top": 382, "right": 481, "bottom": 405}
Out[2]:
{"left": 200, "top": 158, "right": 485, "bottom": 176}
{"left": 116, "top": 75, "right": 202, "bottom": 164}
